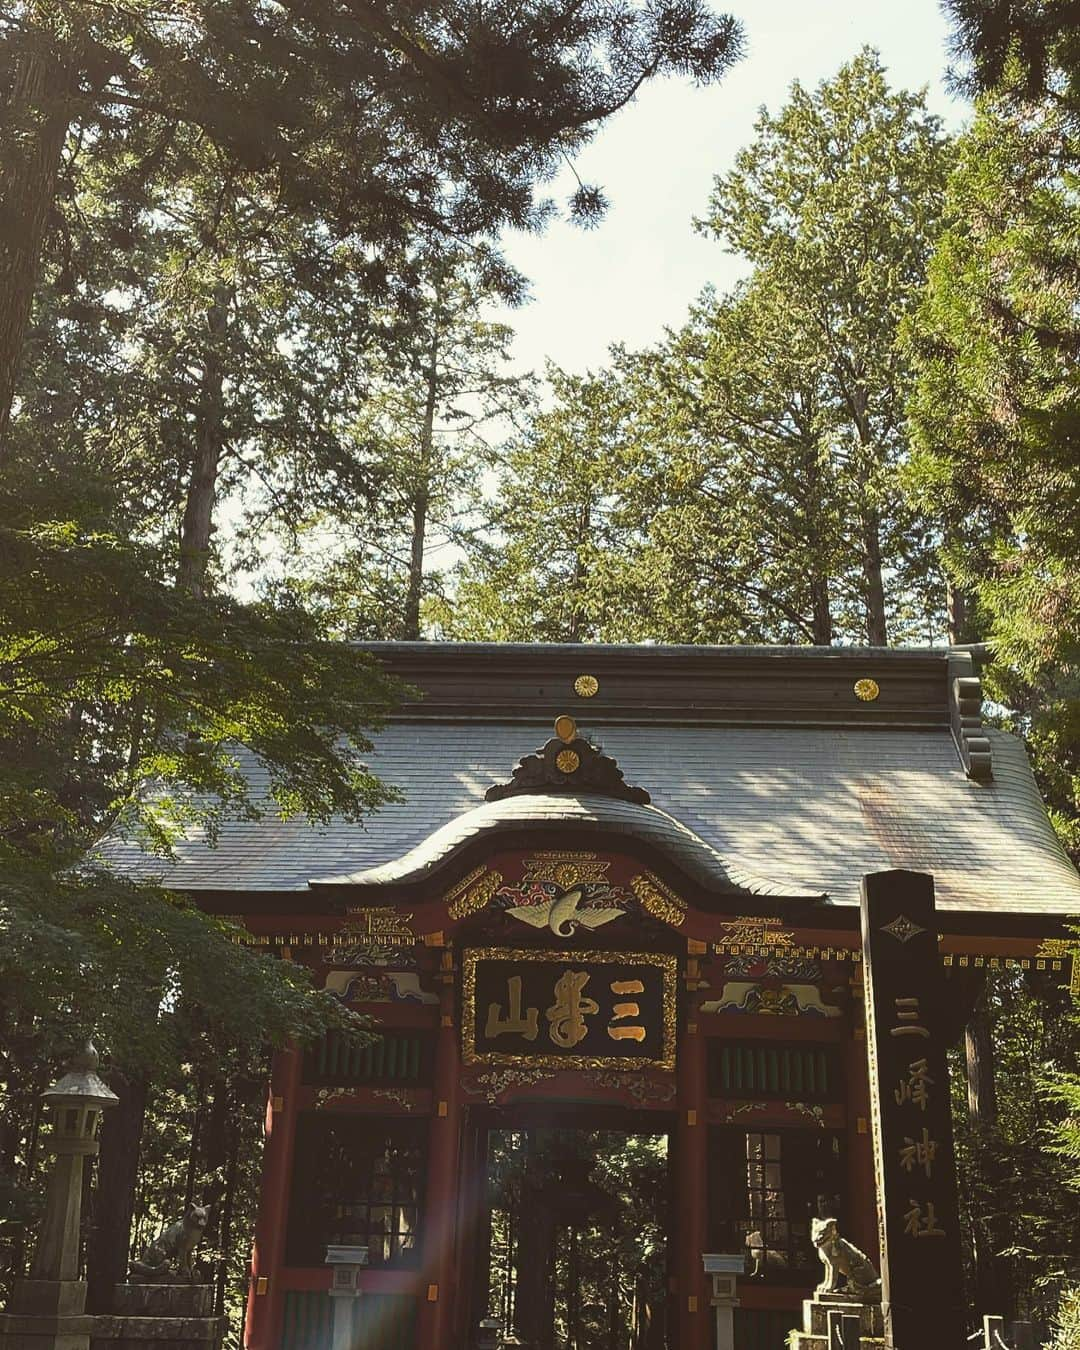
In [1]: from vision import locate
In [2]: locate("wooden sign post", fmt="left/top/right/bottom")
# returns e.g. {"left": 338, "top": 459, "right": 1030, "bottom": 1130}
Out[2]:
{"left": 860, "top": 870, "right": 966, "bottom": 1349}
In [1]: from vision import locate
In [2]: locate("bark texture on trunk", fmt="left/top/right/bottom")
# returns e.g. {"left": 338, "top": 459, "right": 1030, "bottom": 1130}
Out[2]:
{"left": 402, "top": 330, "right": 439, "bottom": 640}
{"left": 965, "top": 988, "right": 1014, "bottom": 1320}
{"left": 862, "top": 504, "right": 887, "bottom": 645}
{"left": 0, "top": 38, "right": 76, "bottom": 446}
{"left": 810, "top": 575, "right": 833, "bottom": 645}
{"left": 177, "top": 284, "right": 231, "bottom": 596}
{"left": 87, "top": 1072, "right": 148, "bottom": 1313}
{"left": 946, "top": 577, "right": 969, "bottom": 647}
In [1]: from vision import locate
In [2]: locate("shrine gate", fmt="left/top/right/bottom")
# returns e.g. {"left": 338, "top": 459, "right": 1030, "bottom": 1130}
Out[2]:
{"left": 103, "top": 643, "right": 1080, "bottom": 1350}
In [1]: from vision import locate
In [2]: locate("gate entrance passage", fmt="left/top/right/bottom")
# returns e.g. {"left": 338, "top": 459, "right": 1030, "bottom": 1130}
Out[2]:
{"left": 470, "top": 1109, "right": 671, "bottom": 1350}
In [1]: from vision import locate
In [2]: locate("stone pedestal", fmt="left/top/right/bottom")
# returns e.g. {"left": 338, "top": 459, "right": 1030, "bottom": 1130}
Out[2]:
{"left": 702, "top": 1253, "right": 743, "bottom": 1350}
{"left": 0, "top": 1285, "right": 94, "bottom": 1350}
{"left": 787, "top": 1295, "right": 886, "bottom": 1350}
{"left": 91, "top": 1285, "right": 224, "bottom": 1350}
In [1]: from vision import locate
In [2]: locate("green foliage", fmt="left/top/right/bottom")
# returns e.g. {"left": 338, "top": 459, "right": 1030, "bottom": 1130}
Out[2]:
{"left": 450, "top": 53, "right": 954, "bottom": 645}
{"left": 441, "top": 363, "right": 647, "bottom": 641}
{"left": 262, "top": 242, "right": 533, "bottom": 641}
{"left": 951, "top": 968, "right": 1080, "bottom": 1322}
{"left": 694, "top": 49, "right": 953, "bottom": 645}
{"left": 0, "top": 862, "right": 363, "bottom": 1078}
{"left": 943, "top": 0, "right": 1080, "bottom": 104}
{"left": 1048, "top": 1285, "right": 1080, "bottom": 1350}
{"left": 0, "top": 0, "right": 746, "bottom": 437}
{"left": 905, "top": 93, "right": 1080, "bottom": 852}
{"left": 0, "top": 469, "right": 401, "bottom": 857}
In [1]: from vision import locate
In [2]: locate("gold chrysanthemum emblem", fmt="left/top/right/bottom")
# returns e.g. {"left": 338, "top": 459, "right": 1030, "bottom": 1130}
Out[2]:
{"left": 574, "top": 674, "right": 599, "bottom": 698}
{"left": 555, "top": 749, "right": 580, "bottom": 774}
{"left": 854, "top": 678, "right": 880, "bottom": 702}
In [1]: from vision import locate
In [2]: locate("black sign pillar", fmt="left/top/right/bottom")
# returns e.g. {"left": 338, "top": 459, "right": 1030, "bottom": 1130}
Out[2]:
{"left": 860, "top": 870, "right": 966, "bottom": 1349}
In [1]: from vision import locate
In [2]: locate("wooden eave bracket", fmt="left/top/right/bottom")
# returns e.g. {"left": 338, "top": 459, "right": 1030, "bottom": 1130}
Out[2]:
{"left": 948, "top": 652, "right": 993, "bottom": 782}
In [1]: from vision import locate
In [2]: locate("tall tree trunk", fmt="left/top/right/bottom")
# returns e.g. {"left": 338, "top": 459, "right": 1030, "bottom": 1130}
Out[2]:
{"left": 861, "top": 505, "right": 887, "bottom": 645}
{"left": 804, "top": 434, "right": 834, "bottom": 645}
{"left": 177, "top": 284, "right": 231, "bottom": 597}
{"left": 0, "top": 36, "right": 77, "bottom": 447}
{"left": 965, "top": 1000, "right": 998, "bottom": 1127}
{"left": 567, "top": 502, "right": 592, "bottom": 643}
{"left": 810, "top": 575, "right": 833, "bottom": 645}
{"left": 946, "top": 577, "right": 968, "bottom": 646}
{"left": 214, "top": 1109, "right": 240, "bottom": 1317}
{"left": 965, "top": 985, "right": 1014, "bottom": 1318}
{"left": 87, "top": 1072, "right": 148, "bottom": 1313}
{"left": 402, "top": 329, "right": 439, "bottom": 640}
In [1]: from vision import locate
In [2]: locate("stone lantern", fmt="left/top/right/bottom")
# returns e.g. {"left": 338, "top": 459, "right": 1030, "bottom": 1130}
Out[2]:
{"left": 0, "top": 1044, "right": 118, "bottom": 1350}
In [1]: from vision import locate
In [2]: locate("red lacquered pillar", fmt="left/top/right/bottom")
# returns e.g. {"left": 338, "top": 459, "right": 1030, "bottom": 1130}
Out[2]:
{"left": 676, "top": 1007, "right": 710, "bottom": 1350}
{"left": 845, "top": 970, "right": 880, "bottom": 1265}
{"left": 245, "top": 1043, "right": 303, "bottom": 1350}
{"left": 417, "top": 951, "right": 463, "bottom": 1350}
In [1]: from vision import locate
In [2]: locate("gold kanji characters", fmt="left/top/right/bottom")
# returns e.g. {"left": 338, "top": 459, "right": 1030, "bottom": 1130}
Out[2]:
{"left": 903, "top": 1199, "right": 946, "bottom": 1238}
{"left": 890, "top": 996, "right": 930, "bottom": 1038}
{"left": 608, "top": 978, "right": 646, "bottom": 1042}
{"left": 895, "top": 1057, "right": 934, "bottom": 1110}
{"left": 547, "top": 970, "right": 599, "bottom": 1048}
{"left": 898, "top": 1127, "right": 937, "bottom": 1178}
{"left": 485, "top": 975, "right": 540, "bottom": 1041}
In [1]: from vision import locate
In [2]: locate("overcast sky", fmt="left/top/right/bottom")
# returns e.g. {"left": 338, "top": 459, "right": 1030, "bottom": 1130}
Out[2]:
{"left": 496, "top": 0, "right": 970, "bottom": 376}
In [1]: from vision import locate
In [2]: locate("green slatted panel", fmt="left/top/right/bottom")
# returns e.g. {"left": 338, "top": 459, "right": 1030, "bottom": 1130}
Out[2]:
{"left": 358, "top": 1294, "right": 418, "bottom": 1350}
{"left": 281, "top": 1291, "right": 332, "bottom": 1350}
{"left": 281, "top": 1292, "right": 418, "bottom": 1350}
{"left": 309, "top": 1033, "right": 427, "bottom": 1086}
{"left": 735, "top": 1306, "right": 800, "bottom": 1350}
{"left": 709, "top": 1043, "right": 839, "bottom": 1101}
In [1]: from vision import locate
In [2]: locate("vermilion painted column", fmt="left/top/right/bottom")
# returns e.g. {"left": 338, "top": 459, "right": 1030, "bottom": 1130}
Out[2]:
{"left": 676, "top": 1013, "right": 710, "bottom": 1350}
{"left": 845, "top": 970, "right": 880, "bottom": 1265}
{"left": 417, "top": 952, "right": 463, "bottom": 1350}
{"left": 245, "top": 1044, "right": 303, "bottom": 1350}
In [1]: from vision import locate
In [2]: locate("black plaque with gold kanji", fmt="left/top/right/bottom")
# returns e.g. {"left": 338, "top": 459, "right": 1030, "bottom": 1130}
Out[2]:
{"left": 861, "top": 870, "right": 965, "bottom": 1348}
{"left": 462, "top": 948, "right": 677, "bottom": 1069}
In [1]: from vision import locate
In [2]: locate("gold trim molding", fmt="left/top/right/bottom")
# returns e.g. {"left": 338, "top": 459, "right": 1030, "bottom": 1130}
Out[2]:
{"left": 446, "top": 867, "right": 504, "bottom": 920}
{"left": 631, "top": 872, "right": 687, "bottom": 927}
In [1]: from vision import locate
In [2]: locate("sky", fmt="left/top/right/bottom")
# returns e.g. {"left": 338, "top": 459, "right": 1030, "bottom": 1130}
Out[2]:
{"left": 496, "top": 0, "right": 971, "bottom": 377}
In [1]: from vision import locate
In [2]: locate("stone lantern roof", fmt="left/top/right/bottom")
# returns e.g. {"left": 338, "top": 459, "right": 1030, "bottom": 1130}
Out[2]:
{"left": 42, "top": 1043, "right": 118, "bottom": 1113}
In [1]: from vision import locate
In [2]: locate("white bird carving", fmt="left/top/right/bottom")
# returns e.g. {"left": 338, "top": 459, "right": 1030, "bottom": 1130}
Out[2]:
{"left": 506, "top": 887, "right": 625, "bottom": 938}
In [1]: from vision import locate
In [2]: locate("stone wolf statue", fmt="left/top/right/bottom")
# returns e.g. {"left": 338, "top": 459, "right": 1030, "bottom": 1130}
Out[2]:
{"left": 811, "top": 1217, "right": 882, "bottom": 1299}
{"left": 130, "top": 1205, "right": 209, "bottom": 1282}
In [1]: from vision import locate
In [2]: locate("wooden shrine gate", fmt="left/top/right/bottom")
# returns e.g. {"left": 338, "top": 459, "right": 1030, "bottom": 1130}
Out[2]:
{"left": 237, "top": 828, "right": 1069, "bottom": 1350}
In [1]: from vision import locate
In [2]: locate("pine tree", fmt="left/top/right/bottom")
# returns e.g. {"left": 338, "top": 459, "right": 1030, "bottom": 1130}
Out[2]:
{"left": 451, "top": 53, "right": 954, "bottom": 647}
{"left": 261, "top": 243, "right": 531, "bottom": 640}
{"left": 0, "top": 0, "right": 744, "bottom": 439}
{"left": 695, "top": 49, "right": 954, "bottom": 645}
{"left": 443, "top": 364, "right": 648, "bottom": 641}
{"left": 905, "top": 95, "right": 1080, "bottom": 855}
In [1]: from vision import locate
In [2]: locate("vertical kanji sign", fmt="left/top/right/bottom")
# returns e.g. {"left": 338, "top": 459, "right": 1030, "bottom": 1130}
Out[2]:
{"left": 861, "top": 870, "right": 965, "bottom": 1349}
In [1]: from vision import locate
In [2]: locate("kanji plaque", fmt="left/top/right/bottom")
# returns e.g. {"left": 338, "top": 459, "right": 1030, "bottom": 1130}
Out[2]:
{"left": 462, "top": 948, "right": 677, "bottom": 1069}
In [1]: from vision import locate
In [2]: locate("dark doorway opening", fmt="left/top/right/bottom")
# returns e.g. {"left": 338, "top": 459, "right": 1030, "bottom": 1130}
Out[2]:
{"left": 468, "top": 1107, "right": 671, "bottom": 1350}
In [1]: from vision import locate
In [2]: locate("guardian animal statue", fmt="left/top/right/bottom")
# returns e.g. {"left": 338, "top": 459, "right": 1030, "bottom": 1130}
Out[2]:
{"left": 811, "top": 1217, "right": 882, "bottom": 1300}
{"left": 130, "top": 1205, "right": 209, "bottom": 1282}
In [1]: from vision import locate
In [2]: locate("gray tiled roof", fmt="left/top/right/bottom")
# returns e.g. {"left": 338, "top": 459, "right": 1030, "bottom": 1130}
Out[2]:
{"left": 98, "top": 723, "right": 1080, "bottom": 915}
